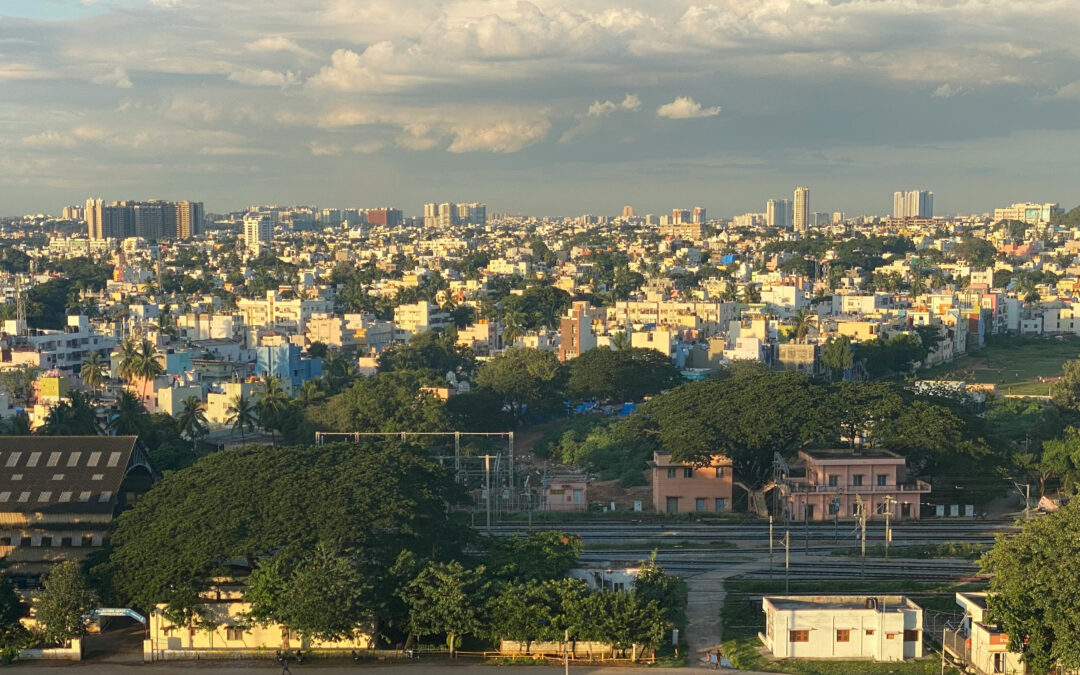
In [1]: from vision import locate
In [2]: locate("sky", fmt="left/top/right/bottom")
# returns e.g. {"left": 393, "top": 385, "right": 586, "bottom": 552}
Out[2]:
{"left": 2, "top": 0, "right": 1080, "bottom": 218}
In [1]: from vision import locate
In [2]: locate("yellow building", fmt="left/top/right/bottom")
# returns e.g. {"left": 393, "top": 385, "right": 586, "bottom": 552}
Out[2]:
{"left": 145, "top": 590, "right": 371, "bottom": 661}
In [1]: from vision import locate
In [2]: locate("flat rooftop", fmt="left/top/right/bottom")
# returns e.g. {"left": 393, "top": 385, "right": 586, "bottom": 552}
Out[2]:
{"left": 801, "top": 448, "right": 902, "bottom": 460}
{"left": 765, "top": 595, "right": 918, "bottom": 612}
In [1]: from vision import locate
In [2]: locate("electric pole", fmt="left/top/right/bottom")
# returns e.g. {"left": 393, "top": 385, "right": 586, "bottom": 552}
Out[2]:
{"left": 856, "top": 495, "right": 867, "bottom": 580}
{"left": 768, "top": 515, "right": 774, "bottom": 578}
{"left": 481, "top": 454, "right": 495, "bottom": 532}
{"left": 883, "top": 496, "right": 896, "bottom": 559}
{"left": 783, "top": 530, "right": 791, "bottom": 593}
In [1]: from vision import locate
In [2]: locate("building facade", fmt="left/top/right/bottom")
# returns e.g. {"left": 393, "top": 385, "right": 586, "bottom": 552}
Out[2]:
{"left": 761, "top": 595, "right": 923, "bottom": 661}
{"left": 650, "top": 451, "right": 733, "bottom": 514}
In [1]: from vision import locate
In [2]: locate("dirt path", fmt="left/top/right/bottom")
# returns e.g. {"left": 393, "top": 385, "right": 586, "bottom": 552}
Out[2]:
{"left": 683, "top": 560, "right": 765, "bottom": 666}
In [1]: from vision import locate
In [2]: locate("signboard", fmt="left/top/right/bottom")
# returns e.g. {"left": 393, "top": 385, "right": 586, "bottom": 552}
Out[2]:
{"left": 87, "top": 608, "right": 146, "bottom": 625}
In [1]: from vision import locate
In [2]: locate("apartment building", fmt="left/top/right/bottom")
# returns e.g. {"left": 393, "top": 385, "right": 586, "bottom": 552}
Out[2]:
{"left": 761, "top": 595, "right": 923, "bottom": 661}
{"left": 559, "top": 301, "right": 597, "bottom": 361}
{"left": 781, "top": 449, "right": 931, "bottom": 521}
{"left": 0, "top": 315, "right": 118, "bottom": 373}
{"left": 650, "top": 451, "right": 733, "bottom": 514}
{"left": 393, "top": 301, "right": 449, "bottom": 336}
{"left": 944, "top": 593, "right": 1027, "bottom": 675}
{"left": 237, "top": 291, "right": 333, "bottom": 336}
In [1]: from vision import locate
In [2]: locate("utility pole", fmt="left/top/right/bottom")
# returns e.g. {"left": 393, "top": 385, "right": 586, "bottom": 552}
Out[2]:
{"left": 856, "top": 495, "right": 867, "bottom": 580}
{"left": 481, "top": 454, "right": 495, "bottom": 532}
{"left": 783, "top": 530, "right": 791, "bottom": 593}
{"left": 883, "top": 496, "right": 896, "bottom": 560}
{"left": 1012, "top": 481, "right": 1032, "bottom": 521}
{"left": 564, "top": 628, "right": 569, "bottom": 675}
{"left": 768, "top": 515, "right": 774, "bottom": 578}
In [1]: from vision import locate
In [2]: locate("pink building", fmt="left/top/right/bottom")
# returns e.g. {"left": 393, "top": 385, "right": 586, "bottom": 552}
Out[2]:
{"left": 781, "top": 449, "right": 930, "bottom": 521}
{"left": 650, "top": 451, "right": 733, "bottom": 514}
{"left": 542, "top": 477, "right": 587, "bottom": 512}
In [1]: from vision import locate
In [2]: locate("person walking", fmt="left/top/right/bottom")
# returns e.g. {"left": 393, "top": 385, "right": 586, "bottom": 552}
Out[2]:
{"left": 281, "top": 656, "right": 292, "bottom": 675}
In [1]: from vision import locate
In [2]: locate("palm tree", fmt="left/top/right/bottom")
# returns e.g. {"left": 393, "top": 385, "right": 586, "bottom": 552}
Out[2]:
{"left": 176, "top": 395, "right": 208, "bottom": 453}
{"left": 255, "top": 376, "right": 289, "bottom": 446}
{"left": 109, "top": 391, "right": 150, "bottom": 436}
{"left": 296, "top": 380, "right": 325, "bottom": 407}
{"left": 226, "top": 393, "right": 258, "bottom": 446}
{"left": 115, "top": 339, "right": 140, "bottom": 383}
{"left": 80, "top": 352, "right": 107, "bottom": 399}
{"left": 610, "top": 331, "right": 631, "bottom": 351}
{"left": 740, "top": 284, "right": 761, "bottom": 304}
{"left": 40, "top": 391, "right": 100, "bottom": 436}
{"left": 791, "top": 307, "right": 814, "bottom": 343}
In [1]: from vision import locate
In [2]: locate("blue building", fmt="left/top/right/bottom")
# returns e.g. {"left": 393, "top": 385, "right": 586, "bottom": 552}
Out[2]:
{"left": 255, "top": 343, "right": 322, "bottom": 392}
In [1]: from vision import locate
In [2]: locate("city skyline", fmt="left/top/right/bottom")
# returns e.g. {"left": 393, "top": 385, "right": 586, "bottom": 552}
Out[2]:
{"left": 2, "top": 0, "right": 1079, "bottom": 216}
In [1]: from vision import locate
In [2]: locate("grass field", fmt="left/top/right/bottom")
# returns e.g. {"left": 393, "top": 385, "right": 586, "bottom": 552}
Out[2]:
{"left": 719, "top": 578, "right": 982, "bottom": 675}
{"left": 921, "top": 335, "right": 1080, "bottom": 396}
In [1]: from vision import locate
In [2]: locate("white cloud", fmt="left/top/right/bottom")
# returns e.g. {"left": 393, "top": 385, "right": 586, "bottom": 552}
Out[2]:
{"left": 91, "top": 67, "right": 133, "bottom": 88}
{"left": 309, "top": 141, "right": 343, "bottom": 156}
{"left": 227, "top": 69, "right": 300, "bottom": 87}
{"left": 21, "top": 131, "right": 77, "bottom": 149}
{"left": 245, "top": 36, "right": 314, "bottom": 58}
{"left": 351, "top": 140, "right": 386, "bottom": 154}
{"left": 620, "top": 93, "right": 642, "bottom": 111}
{"left": 396, "top": 124, "right": 440, "bottom": 151}
{"left": 933, "top": 83, "right": 961, "bottom": 98}
{"left": 588, "top": 100, "right": 617, "bottom": 117}
{"left": 308, "top": 46, "right": 431, "bottom": 92}
{"left": 447, "top": 119, "right": 551, "bottom": 153}
{"left": 656, "top": 96, "right": 721, "bottom": 119}
{"left": 1054, "top": 81, "right": 1080, "bottom": 100}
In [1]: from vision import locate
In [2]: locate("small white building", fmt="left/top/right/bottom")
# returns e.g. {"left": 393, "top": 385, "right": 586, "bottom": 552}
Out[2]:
{"left": 760, "top": 595, "right": 923, "bottom": 661}
{"left": 944, "top": 592, "right": 1027, "bottom": 675}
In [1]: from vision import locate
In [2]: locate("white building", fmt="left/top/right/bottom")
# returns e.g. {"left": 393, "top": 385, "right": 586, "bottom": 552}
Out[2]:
{"left": 944, "top": 593, "right": 1026, "bottom": 675}
{"left": 243, "top": 212, "right": 273, "bottom": 252}
{"left": 393, "top": 301, "right": 449, "bottom": 336}
{"left": 0, "top": 315, "right": 118, "bottom": 373}
{"left": 761, "top": 595, "right": 923, "bottom": 661}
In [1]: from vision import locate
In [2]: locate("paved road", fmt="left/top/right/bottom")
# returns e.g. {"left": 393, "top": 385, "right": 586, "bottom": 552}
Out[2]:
{"left": 8, "top": 663, "right": 773, "bottom": 674}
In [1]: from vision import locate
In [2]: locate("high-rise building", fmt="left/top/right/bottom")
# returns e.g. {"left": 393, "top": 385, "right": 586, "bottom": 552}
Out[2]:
{"left": 365, "top": 208, "right": 403, "bottom": 227}
{"left": 692, "top": 207, "right": 707, "bottom": 224}
{"left": 793, "top": 187, "right": 809, "bottom": 232}
{"left": 558, "top": 301, "right": 596, "bottom": 362}
{"left": 85, "top": 198, "right": 103, "bottom": 239}
{"left": 423, "top": 203, "right": 438, "bottom": 228}
{"left": 176, "top": 201, "right": 203, "bottom": 239}
{"left": 766, "top": 199, "right": 792, "bottom": 229}
{"left": 243, "top": 212, "right": 274, "bottom": 252}
{"left": 893, "top": 190, "right": 933, "bottom": 219}
{"left": 621, "top": 205, "right": 636, "bottom": 219}
{"left": 993, "top": 202, "right": 1062, "bottom": 224}
{"left": 672, "top": 208, "right": 692, "bottom": 224}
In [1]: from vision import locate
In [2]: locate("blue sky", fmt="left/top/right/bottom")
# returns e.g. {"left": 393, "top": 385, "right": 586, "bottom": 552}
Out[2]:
{"left": 2, "top": 0, "right": 1079, "bottom": 218}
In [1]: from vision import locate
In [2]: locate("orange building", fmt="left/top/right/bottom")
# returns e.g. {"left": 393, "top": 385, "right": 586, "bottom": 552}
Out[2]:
{"left": 650, "top": 451, "right": 733, "bottom": 514}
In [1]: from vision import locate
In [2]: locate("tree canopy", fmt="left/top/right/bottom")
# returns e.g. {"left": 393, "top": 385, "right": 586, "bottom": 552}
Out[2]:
{"left": 566, "top": 347, "right": 681, "bottom": 403}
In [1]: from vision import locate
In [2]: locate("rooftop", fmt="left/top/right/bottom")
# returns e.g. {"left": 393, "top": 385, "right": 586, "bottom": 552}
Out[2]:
{"left": 765, "top": 594, "right": 919, "bottom": 612}
{"left": 801, "top": 448, "right": 903, "bottom": 461}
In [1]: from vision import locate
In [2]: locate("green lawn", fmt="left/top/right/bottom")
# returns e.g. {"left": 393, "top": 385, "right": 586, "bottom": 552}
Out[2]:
{"left": 921, "top": 335, "right": 1080, "bottom": 394}
{"left": 720, "top": 578, "right": 980, "bottom": 675}
{"left": 830, "top": 542, "right": 989, "bottom": 561}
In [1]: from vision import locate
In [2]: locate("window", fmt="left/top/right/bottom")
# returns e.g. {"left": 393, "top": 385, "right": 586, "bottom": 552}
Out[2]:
{"left": 877, "top": 474, "right": 888, "bottom": 486}
{"left": 683, "top": 467, "right": 694, "bottom": 478}
{"left": 904, "top": 629, "right": 919, "bottom": 642}
{"left": 666, "top": 497, "right": 679, "bottom": 514}
{"left": 226, "top": 627, "right": 245, "bottom": 641}
{"left": 715, "top": 498, "right": 726, "bottom": 513}
{"left": 993, "top": 653, "right": 1004, "bottom": 673}
{"left": 836, "top": 629, "right": 850, "bottom": 642}
{"left": 667, "top": 468, "right": 676, "bottom": 479}
{"left": 695, "top": 498, "right": 706, "bottom": 512}
{"left": 852, "top": 475, "right": 863, "bottom": 486}
{"left": 865, "top": 629, "right": 875, "bottom": 636}
{"left": 714, "top": 466, "right": 726, "bottom": 478}
{"left": 789, "top": 630, "right": 809, "bottom": 643}
{"left": 828, "top": 475, "right": 838, "bottom": 487}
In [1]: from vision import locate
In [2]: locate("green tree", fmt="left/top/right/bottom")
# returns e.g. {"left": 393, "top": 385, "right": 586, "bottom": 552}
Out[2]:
{"left": 566, "top": 348, "right": 681, "bottom": 403}
{"left": 632, "top": 554, "right": 685, "bottom": 631}
{"left": 582, "top": 589, "right": 666, "bottom": 660}
{"left": 486, "top": 532, "right": 582, "bottom": 584}
{"left": 35, "top": 560, "right": 97, "bottom": 647}
{"left": 377, "top": 330, "right": 474, "bottom": 379}
{"left": 226, "top": 393, "right": 258, "bottom": 445}
{"left": 983, "top": 499, "right": 1080, "bottom": 674}
{"left": 474, "top": 348, "right": 566, "bottom": 421}
{"left": 80, "top": 352, "right": 108, "bottom": 398}
{"left": 790, "top": 307, "right": 815, "bottom": 343}
{"left": 176, "top": 395, "right": 208, "bottom": 453}
{"left": 400, "top": 561, "right": 489, "bottom": 656}
{"left": 821, "top": 336, "right": 853, "bottom": 381}
{"left": 109, "top": 391, "right": 150, "bottom": 436}
{"left": 255, "top": 376, "right": 289, "bottom": 445}
{"left": 40, "top": 391, "right": 100, "bottom": 436}
{"left": 306, "top": 372, "right": 447, "bottom": 433}
{"left": 1051, "top": 360, "right": 1080, "bottom": 412}
{"left": 0, "top": 366, "right": 40, "bottom": 408}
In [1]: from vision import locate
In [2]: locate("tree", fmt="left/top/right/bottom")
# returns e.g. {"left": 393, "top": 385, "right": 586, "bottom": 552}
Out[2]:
{"left": 983, "top": 499, "right": 1080, "bottom": 674}
{"left": 377, "top": 330, "right": 474, "bottom": 379}
{"left": 35, "top": 560, "right": 97, "bottom": 647}
{"left": 444, "top": 389, "right": 515, "bottom": 432}
{"left": 1051, "top": 359, "right": 1080, "bottom": 412}
{"left": 399, "top": 561, "right": 489, "bottom": 656}
{"left": 109, "top": 391, "right": 150, "bottom": 436}
{"left": 102, "top": 441, "right": 469, "bottom": 636}
{"left": 0, "top": 366, "right": 40, "bottom": 408}
{"left": 306, "top": 341, "right": 328, "bottom": 359}
{"left": 80, "top": 352, "right": 108, "bottom": 398}
{"left": 306, "top": 372, "right": 448, "bottom": 433}
{"left": 487, "top": 581, "right": 558, "bottom": 654}
{"left": 582, "top": 589, "right": 666, "bottom": 660}
{"left": 40, "top": 391, "right": 100, "bottom": 436}
{"left": 226, "top": 393, "right": 258, "bottom": 445}
{"left": 176, "top": 395, "right": 208, "bottom": 453}
{"left": 255, "top": 376, "right": 289, "bottom": 445}
{"left": 790, "top": 307, "right": 814, "bottom": 343}
{"left": 609, "top": 331, "right": 630, "bottom": 351}
{"left": 566, "top": 348, "right": 681, "bottom": 403}
{"left": 486, "top": 532, "right": 582, "bottom": 584}
{"left": 821, "top": 336, "right": 853, "bottom": 381}
{"left": 633, "top": 555, "right": 685, "bottom": 631}
{"left": 474, "top": 348, "right": 566, "bottom": 421}
{"left": 0, "top": 572, "right": 26, "bottom": 642}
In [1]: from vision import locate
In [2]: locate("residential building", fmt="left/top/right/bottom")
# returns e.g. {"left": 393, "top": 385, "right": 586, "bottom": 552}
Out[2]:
{"left": 766, "top": 199, "right": 792, "bottom": 229}
{"left": 760, "top": 595, "right": 923, "bottom": 661}
{"left": 793, "top": 187, "right": 810, "bottom": 232}
{"left": 393, "top": 301, "right": 449, "bottom": 335}
{"left": 0, "top": 315, "right": 118, "bottom": 373}
{"left": 206, "top": 381, "right": 257, "bottom": 426}
{"left": 540, "top": 475, "right": 587, "bottom": 512}
{"left": 237, "top": 291, "right": 333, "bottom": 336}
{"left": 650, "top": 451, "right": 733, "bottom": 514}
{"left": 893, "top": 190, "right": 933, "bottom": 219}
{"left": 943, "top": 593, "right": 1026, "bottom": 675}
{"left": 255, "top": 342, "right": 322, "bottom": 392}
{"left": 0, "top": 436, "right": 153, "bottom": 581}
{"left": 145, "top": 588, "right": 371, "bottom": 661}
{"left": 558, "top": 301, "right": 597, "bottom": 361}
{"left": 243, "top": 212, "right": 273, "bottom": 252}
{"left": 993, "top": 202, "right": 1062, "bottom": 224}
{"left": 781, "top": 449, "right": 931, "bottom": 521}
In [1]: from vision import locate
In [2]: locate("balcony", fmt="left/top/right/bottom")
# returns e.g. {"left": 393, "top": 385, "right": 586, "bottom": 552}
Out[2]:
{"left": 788, "top": 479, "right": 932, "bottom": 495}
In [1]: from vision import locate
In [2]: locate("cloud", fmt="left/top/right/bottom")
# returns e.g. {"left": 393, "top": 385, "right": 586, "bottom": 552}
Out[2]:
{"left": 396, "top": 124, "right": 440, "bottom": 151}
{"left": 619, "top": 94, "right": 642, "bottom": 111}
{"left": 447, "top": 119, "right": 551, "bottom": 153}
{"left": 21, "top": 131, "right": 77, "bottom": 149}
{"left": 309, "top": 141, "right": 343, "bottom": 156}
{"left": 1054, "top": 82, "right": 1080, "bottom": 100}
{"left": 656, "top": 96, "right": 722, "bottom": 119}
{"left": 308, "top": 46, "right": 431, "bottom": 92}
{"left": 91, "top": 67, "right": 133, "bottom": 88}
{"left": 351, "top": 140, "right": 385, "bottom": 154}
{"left": 588, "top": 100, "right": 617, "bottom": 117}
{"left": 227, "top": 69, "right": 300, "bottom": 87}
{"left": 0, "top": 62, "right": 55, "bottom": 81}
{"left": 933, "top": 83, "right": 961, "bottom": 98}
{"left": 246, "top": 36, "right": 314, "bottom": 58}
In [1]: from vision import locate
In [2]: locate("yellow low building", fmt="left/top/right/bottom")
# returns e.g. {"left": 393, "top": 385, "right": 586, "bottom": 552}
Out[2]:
{"left": 145, "top": 589, "right": 372, "bottom": 661}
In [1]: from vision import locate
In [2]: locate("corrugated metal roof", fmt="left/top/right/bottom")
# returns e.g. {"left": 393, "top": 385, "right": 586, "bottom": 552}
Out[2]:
{"left": 0, "top": 437, "right": 139, "bottom": 514}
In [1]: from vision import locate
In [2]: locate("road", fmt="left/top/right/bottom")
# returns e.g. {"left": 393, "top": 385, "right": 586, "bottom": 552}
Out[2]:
{"left": 8, "top": 663, "right": 772, "bottom": 673}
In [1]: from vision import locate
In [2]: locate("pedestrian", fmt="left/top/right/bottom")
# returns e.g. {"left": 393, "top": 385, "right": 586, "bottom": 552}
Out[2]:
{"left": 281, "top": 656, "right": 292, "bottom": 675}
